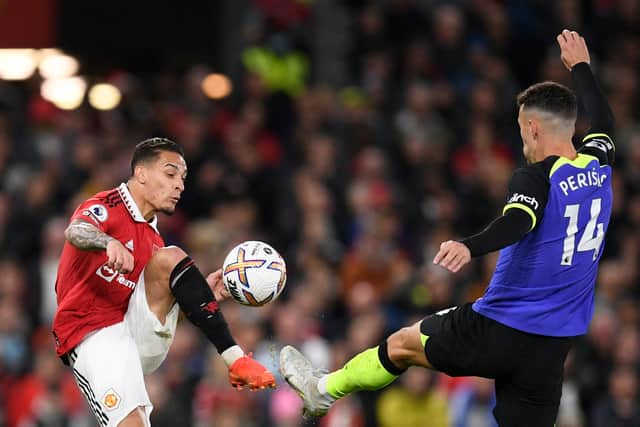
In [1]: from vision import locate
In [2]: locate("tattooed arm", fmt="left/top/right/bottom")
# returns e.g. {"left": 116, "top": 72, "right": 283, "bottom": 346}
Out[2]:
{"left": 65, "top": 219, "right": 134, "bottom": 273}
{"left": 64, "top": 219, "right": 115, "bottom": 250}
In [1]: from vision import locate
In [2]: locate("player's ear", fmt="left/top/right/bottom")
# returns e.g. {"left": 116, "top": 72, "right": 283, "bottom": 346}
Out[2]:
{"left": 134, "top": 164, "right": 147, "bottom": 184}
{"left": 529, "top": 119, "right": 539, "bottom": 140}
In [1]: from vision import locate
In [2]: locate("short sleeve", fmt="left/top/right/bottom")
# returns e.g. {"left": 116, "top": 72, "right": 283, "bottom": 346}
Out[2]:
{"left": 502, "top": 166, "right": 550, "bottom": 231}
{"left": 70, "top": 198, "right": 117, "bottom": 233}
{"left": 578, "top": 133, "right": 615, "bottom": 166}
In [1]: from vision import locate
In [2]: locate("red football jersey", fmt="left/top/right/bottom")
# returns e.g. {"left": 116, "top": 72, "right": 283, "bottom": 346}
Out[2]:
{"left": 52, "top": 183, "right": 164, "bottom": 356}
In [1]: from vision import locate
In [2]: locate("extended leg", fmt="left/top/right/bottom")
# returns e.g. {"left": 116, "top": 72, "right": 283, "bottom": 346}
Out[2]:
{"left": 142, "top": 246, "right": 275, "bottom": 389}
{"left": 280, "top": 321, "right": 436, "bottom": 417}
{"left": 143, "top": 246, "right": 238, "bottom": 359}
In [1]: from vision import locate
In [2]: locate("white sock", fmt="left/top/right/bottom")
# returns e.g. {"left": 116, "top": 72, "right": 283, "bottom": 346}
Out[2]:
{"left": 221, "top": 345, "right": 244, "bottom": 366}
{"left": 317, "top": 374, "right": 335, "bottom": 401}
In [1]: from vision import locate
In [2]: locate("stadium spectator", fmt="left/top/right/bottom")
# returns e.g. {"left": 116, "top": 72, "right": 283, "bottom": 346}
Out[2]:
{"left": 0, "top": 2, "right": 638, "bottom": 426}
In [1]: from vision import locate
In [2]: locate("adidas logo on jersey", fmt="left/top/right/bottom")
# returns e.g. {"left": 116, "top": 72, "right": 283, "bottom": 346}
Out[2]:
{"left": 125, "top": 240, "right": 134, "bottom": 251}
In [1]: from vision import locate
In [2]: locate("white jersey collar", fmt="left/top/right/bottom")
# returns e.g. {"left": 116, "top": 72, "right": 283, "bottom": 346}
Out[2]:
{"left": 117, "top": 183, "right": 159, "bottom": 232}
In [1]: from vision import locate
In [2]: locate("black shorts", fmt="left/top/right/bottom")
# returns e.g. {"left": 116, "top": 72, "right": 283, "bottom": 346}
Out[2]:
{"left": 420, "top": 303, "right": 572, "bottom": 427}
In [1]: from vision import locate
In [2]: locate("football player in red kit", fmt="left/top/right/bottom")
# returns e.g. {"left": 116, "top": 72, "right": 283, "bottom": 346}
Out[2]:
{"left": 53, "top": 138, "right": 275, "bottom": 427}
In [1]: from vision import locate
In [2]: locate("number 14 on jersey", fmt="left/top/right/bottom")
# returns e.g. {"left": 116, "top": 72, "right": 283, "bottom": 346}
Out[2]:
{"left": 561, "top": 198, "right": 605, "bottom": 265}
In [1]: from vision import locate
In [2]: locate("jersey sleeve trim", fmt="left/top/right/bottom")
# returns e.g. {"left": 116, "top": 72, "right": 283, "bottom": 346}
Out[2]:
{"left": 503, "top": 203, "right": 536, "bottom": 231}
{"left": 582, "top": 132, "right": 615, "bottom": 151}
{"left": 549, "top": 153, "right": 599, "bottom": 177}
{"left": 72, "top": 205, "right": 107, "bottom": 231}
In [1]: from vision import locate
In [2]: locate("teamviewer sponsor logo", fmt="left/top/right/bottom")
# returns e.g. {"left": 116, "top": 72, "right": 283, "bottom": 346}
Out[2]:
{"left": 96, "top": 264, "right": 118, "bottom": 282}
{"left": 507, "top": 193, "right": 539, "bottom": 210}
{"left": 96, "top": 263, "right": 136, "bottom": 289}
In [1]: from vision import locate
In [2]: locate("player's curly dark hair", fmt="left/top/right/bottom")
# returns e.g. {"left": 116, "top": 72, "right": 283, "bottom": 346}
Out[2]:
{"left": 517, "top": 81, "right": 577, "bottom": 121}
{"left": 130, "top": 137, "right": 184, "bottom": 175}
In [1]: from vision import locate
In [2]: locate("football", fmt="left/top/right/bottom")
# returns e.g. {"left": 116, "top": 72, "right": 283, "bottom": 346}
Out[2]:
{"left": 222, "top": 241, "right": 287, "bottom": 306}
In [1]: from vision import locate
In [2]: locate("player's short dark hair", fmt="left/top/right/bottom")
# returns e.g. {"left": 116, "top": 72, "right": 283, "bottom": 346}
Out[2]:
{"left": 517, "top": 81, "right": 577, "bottom": 121}
{"left": 130, "top": 137, "right": 184, "bottom": 175}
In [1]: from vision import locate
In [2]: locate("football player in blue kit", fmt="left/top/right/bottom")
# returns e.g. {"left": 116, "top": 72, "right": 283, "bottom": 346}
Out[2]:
{"left": 280, "top": 30, "right": 614, "bottom": 427}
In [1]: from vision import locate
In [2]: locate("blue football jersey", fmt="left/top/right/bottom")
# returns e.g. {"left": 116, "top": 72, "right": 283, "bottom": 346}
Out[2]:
{"left": 473, "top": 133, "right": 615, "bottom": 336}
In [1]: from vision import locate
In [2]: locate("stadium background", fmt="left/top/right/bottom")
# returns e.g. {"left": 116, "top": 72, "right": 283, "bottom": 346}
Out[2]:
{"left": 0, "top": 0, "right": 639, "bottom": 426}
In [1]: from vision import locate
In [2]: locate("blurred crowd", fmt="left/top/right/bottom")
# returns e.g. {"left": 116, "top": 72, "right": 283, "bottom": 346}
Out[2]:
{"left": 1, "top": 0, "right": 640, "bottom": 426}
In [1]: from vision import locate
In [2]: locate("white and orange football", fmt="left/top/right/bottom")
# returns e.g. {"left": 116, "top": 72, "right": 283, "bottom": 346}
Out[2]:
{"left": 222, "top": 241, "right": 287, "bottom": 306}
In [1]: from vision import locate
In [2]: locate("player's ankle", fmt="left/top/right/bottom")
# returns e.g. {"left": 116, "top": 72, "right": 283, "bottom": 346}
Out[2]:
{"left": 318, "top": 374, "right": 338, "bottom": 401}
{"left": 222, "top": 345, "right": 244, "bottom": 366}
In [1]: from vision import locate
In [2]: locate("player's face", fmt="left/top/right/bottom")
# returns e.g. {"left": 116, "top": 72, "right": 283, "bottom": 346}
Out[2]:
{"left": 143, "top": 151, "right": 187, "bottom": 215}
{"left": 518, "top": 106, "right": 537, "bottom": 164}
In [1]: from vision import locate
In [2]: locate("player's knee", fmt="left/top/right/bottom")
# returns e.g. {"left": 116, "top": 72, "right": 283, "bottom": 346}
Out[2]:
{"left": 149, "top": 246, "right": 188, "bottom": 275}
{"left": 387, "top": 326, "right": 422, "bottom": 364}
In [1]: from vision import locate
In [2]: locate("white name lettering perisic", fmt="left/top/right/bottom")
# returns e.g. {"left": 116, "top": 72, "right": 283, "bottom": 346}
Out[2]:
{"left": 558, "top": 170, "right": 607, "bottom": 196}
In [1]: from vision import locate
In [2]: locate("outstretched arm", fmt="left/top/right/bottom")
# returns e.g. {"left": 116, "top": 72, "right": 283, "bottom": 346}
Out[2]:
{"left": 65, "top": 219, "right": 133, "bottom": 273}
{"left": 433, "top": 209, "right": 532, "bottom": 273}
{"left": 434, "top": 166, "right": 549, "bottom": 273}
{"left": 558, "top": 29, "right": 614, "bottom": 134}
{"left": 558, "top": 29, "right": 615, "bottom": 165}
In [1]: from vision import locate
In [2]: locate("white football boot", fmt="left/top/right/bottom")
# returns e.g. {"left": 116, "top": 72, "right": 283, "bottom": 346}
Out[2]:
{"left": 279, "top": 345, "right": 335, "bottom": 417}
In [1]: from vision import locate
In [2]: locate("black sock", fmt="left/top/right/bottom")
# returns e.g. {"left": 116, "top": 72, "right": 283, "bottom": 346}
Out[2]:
{"left": 378, "top": 340, "right": 407, "bottom": 375}
{"left": 170, "top": 257, "right": 236, "bottom": 353}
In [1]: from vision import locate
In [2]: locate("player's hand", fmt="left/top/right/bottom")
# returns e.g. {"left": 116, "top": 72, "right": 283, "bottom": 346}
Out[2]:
{"left": 206, "top": 269, "right": 230, "bottom": 301}
{"left": 557, "top": 29, "right": 590, "bottom": 71}
{"left": 106, "top": 239, "right": 134, "bottom": 274}
{"left": 433, "top": 240, "right": 471, "bottom": 273}
{"left": 228, "top": 354, "right": 277, "bottom": 391}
